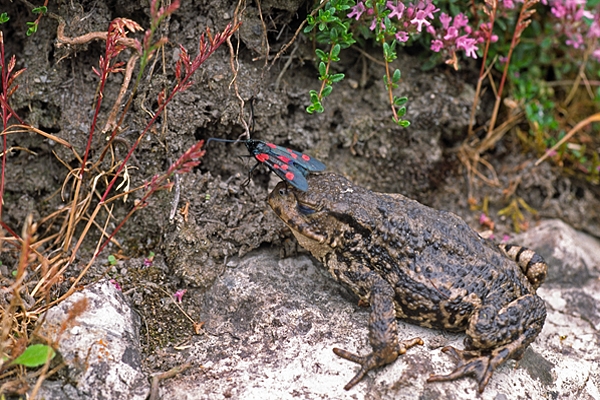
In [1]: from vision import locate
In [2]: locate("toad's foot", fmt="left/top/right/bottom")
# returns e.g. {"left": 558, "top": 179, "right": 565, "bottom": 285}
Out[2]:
{"left": 427, "top": 346, "right": 500, "bottom": 393}
{"left": 334, "top": 337, "right": 423, "bottom": 390}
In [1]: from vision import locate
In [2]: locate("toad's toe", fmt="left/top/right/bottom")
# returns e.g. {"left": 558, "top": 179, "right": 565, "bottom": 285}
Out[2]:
{"left": 427, "top": 346, "right": 493, "bottom": 393}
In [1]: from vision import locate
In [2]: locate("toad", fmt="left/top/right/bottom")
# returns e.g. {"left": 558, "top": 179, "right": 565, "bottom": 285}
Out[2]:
{"left": 267, "top": 172, "right": 547, "bottom": 392}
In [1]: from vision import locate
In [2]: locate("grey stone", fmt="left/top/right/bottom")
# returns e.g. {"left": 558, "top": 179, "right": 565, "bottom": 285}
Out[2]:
{"left": 158, "top": 219, "right": 600, "bottom": 399}
{"left": 514, "top": 219, "right": 600, "bottom": 286}
{"left": 37, "top": 281, "right": 149, "bottom": 400}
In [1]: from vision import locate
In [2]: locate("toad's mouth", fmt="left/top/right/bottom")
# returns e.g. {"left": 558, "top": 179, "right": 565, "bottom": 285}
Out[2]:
{"left": 296, "top": 200, "right": 318, "bottom": 216}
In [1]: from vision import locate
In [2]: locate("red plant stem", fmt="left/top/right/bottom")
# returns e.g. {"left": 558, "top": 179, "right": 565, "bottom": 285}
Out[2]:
{"left": 468, "top": 1, "right": 497, "bottom": 136}
{"left": 0, "top": 132, "right": 5, "bottom": 220}
{"left": 499, "top": 1, "right": 535, "bottom": 106}
{"left": 80, "top": 67, "right": 109, "bottom": 177}
{"left": 96, "top": 179, "right": 165, "bottom": 256}
{"left": 99, "top": 25, "right": 237, "bottom": 204}
{"left": 99, "top": 85, "right": 174, "bottom": 204}
{"left": 31, "top": 0, "right": 50, "bottom": 31}
{"left": 488, "top": 1, "right": 535, "bottom": 134}
{"left": 478, "top": 2, "right": 497, "bottom": 79}
{"left": 96, "top": 140, "right": 204, "bottom": 255}
{"left": 0, "top": 220, "right": 21, "bottom": 240}
{"left": 0, "top": 96, "right": 24, "bottom": 125}
{"left": 1, "top": 31, "right": 9, "bottom": 220}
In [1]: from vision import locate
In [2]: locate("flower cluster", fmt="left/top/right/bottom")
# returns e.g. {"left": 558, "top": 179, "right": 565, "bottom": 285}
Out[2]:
{"left": 546, "top": 0, "right": 600, "bottom": 62}
{"left": 427, "top": 12, "right": 496, "bottom": 67}
{"left": 347, "top": 1, "right": 489, "bottom": 66}
{"left": 349, "top": 1, "right": 439, "bottom": 38}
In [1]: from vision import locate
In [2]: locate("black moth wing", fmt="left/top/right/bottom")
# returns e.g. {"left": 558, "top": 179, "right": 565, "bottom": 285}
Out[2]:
{"left": 245, "top": 140, "right": 325, "bottom": 191}
{"left": 266, "top": 144, "right": 326, "bottom": 173}
{"left": 260, "top": 152, "right": 310, "bottom": 191}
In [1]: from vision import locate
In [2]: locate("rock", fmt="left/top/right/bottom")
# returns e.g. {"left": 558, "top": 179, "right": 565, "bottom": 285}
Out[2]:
{"left": 157, "top": 219, "right": 600, "bottom": 399}
{"left": 514, "top": 218, "right": 600, "bottom": 286}
{"left": 36, "top": 281, "right": 149, "bottom": 400}
{"left": 164, "top": 218, "right": 224, "bottom": 289}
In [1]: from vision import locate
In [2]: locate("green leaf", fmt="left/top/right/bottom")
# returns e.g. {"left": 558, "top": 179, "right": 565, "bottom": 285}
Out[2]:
{"left": 399, "top": 120, "right": 410, "bottom": 127}
{"left": 307, "top": 100, "right": 324, "bottom": 114}
{"left": 392, "top": 69, "right": 401, "bottom": 83}
{"left": 0, "top": 12, "right": 9, "bottom": 24}
{"left": 330, "top": 73, "right": 344, "bottom": 83}
{"left": 315, "top": 49, "right": 327, "bottom": 62}
{"left": 322, "top": 85, "right": 333, "bottom": 97}
{"left": 11, "top": 344, "right": 55, "bottom": 368}
{"left": 26, "top": 21, "right": 38, "bottom": 36}
{"left": 331, "top": 43, "right": 341, "bottom": 58}
{"left": 393, "top": 96, "right": 408, "bottom": 107}
{"left": 318, "top": 62, "right": 327, "bottom": 77}
{"left": 329, "top": 27, "right": 339, "bottom": 41}
{"left": 32, "top": 6, "right": 47, "bottom": 14}
{"left": 108, "top": 254, "right": 117, "bottom": 265}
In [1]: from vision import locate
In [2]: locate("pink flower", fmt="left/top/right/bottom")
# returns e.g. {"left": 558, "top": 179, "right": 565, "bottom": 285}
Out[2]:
{"left": 411, "top": 10, "right": 431, "bottom": 32}
{"left": 502, "top": 234, "right": 511, "bottom": 243}
{"left": 589, "top": 19, "right": 600, "bottom": 39}
{"left": 173, "top": 289, "right": 187, "bottom": 303}
{"left": 566, "top": 33, "right": 584, "bottom": 48}
{"left": 422, "top": 2, "right": 438, "bottom": 20}
{"left": 431, "top": 39, "right": 443, "bottom": 52}
{"left": 387, "top": 1, "right": 405, "bottom": 20}
{"left": 477, "top": 22, "right": 499, "bottom": 43}
{"left": 439, "top": 13, "right": 452, "bottom": 30}
{"left": 551, "top": 4, "right": 566, "bottom": 18}
{"left": 453, "top": 13, "right": 469, "bottom": 29}
{"left": 110, "top": 279, "right": 122, "bottom": 290}
{"left": 479, "top": 213, "right": 490, "bottom": 225}
{"left": 456, "top": 35, "right": 478, "bottom": 58}
{"left": 444, "top": 26, "right": 459, "bottom": 41}
{"left": 503, "top": 0, "right": 515, "bottom": 9}
{"left": 369, "top": 18, "right": 385, "bottom": 31}
{"left": 395, "top": 31, "right": 409, "bottom": 42}
{"left": 348, "top": 2, "right": 366, "bottom": 20}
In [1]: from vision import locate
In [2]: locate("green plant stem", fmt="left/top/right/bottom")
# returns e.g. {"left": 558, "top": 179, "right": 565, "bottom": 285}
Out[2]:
{"left": 488, "top": 0, "right": 536, "bottom": 135}
{"left": 468, "top": 1, "right": 497, "bottom": 137}
{"left": 382, "top": 46, "right": 399, "bottom": 122}
{"left": 317, "top": 45, "right": 337, "bottom": 101}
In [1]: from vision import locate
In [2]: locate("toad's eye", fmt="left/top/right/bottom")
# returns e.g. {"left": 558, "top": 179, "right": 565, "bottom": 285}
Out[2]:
{"left": 297, "top": 203, "right": 316, "bottom": 215}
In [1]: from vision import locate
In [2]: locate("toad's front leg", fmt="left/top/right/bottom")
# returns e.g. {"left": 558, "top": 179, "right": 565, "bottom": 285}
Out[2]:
{"left": 333, "top": 272, "right": 423, "bottom": 390}
{"left": 428, "top": 293, "right": 546, "bottom": 392}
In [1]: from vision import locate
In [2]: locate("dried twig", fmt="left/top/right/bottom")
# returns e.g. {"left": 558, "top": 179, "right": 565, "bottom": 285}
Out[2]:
{"left": 149, "top": 362, "right": 192, "bottom": 400}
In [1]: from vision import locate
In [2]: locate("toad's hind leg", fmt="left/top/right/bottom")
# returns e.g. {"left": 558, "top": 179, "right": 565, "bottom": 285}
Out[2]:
{"left": 333, "top": 273, "right": 423, "bottom": 390}
{"left": 428, "top": 293, "right": 546, "bottom": 392}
